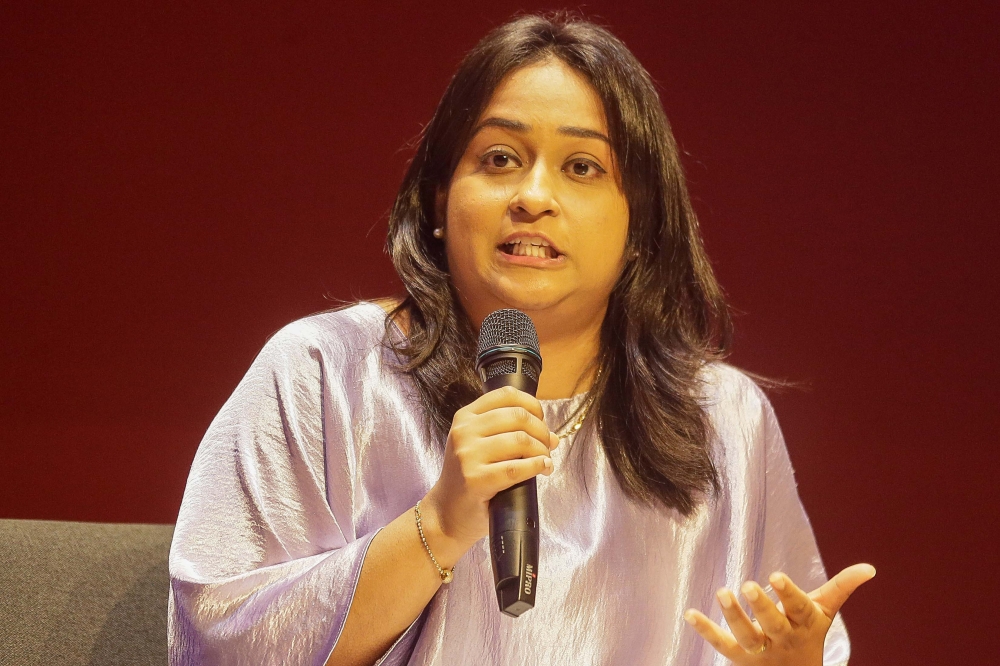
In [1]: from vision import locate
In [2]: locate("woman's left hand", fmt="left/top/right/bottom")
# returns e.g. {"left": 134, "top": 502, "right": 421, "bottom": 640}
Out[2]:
{"left": 684, "top": 563, "right": 876, "bottom": 665}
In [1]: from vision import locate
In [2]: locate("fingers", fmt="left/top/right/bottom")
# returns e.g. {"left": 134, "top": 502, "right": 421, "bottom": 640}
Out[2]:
{"left": 484, "top": 455, "right": 553, "bottom": 490}
{"left": 477, "top": 406, "right": 555, "bottom": 450}
{"left": 689, "top": 569, "right": 876, "bottom": 661}
{"left": 480, "top": 431, "right": 552, "bottom": 465}
{"left": 459, "top": 387, "right": 557, "bottom": 452}
{"left": 741, "top": 581, "right": 791, "bottom": 640}
{"left": 809, "top": 563, "right": 877, "bottom": 618}
{"left": 446, "top": 385, "right": 565, "bottom": 501}
{"left": 683, "top": 609, "right": 745, "bottom": 662}
{"left": 715, "top": 588, "right": 767, "bottom": 652}
{"left": 769, "top": 571, "right": 818, "bottom": 629}
{"left": 467, "top": 386, "right": 545, "bottom": 420}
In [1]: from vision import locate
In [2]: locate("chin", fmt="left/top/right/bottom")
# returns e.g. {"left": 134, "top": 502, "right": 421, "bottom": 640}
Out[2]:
{"left": 490, "top": 289, "right": 565, "bottom": 314}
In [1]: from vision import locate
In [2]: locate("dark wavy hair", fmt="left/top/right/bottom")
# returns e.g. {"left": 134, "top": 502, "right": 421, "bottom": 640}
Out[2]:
{"left": 384, "top": 13, "right": 732, "bottom": 516}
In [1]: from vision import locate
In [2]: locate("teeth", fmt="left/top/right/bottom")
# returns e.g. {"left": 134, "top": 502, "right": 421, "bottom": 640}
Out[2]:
{"left": 502, "top": 237, "right": 556, "bottom": 259}
{"left": 503, "top": 241, "right": 555, "bottom": 258}
{"left": 506, "top": 236, "right": 556, "bottom": 259}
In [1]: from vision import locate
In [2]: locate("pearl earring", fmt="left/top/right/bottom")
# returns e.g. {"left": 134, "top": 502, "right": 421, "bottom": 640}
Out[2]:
{"left": 433, "top": 227, "right": 445, "bottom": 239}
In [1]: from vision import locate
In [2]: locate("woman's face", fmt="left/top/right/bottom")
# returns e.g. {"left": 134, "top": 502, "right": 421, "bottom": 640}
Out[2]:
{"left": 442, "top": 58, "right": 629, "bottom": 331}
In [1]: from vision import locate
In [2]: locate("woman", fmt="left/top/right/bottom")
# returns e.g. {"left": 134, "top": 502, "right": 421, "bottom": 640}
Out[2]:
{"left": 168, "top": 13, "right": 873, "bottom": 666}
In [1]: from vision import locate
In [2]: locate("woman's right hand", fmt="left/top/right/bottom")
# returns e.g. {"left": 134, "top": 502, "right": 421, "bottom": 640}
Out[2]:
{"left": 420, "top": 385, "right": 558, "bottom": 564}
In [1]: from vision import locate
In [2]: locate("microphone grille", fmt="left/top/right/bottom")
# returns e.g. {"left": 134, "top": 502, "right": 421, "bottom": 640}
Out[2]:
{"left": 477, "top": 309, "right": 540, "bottom": 356}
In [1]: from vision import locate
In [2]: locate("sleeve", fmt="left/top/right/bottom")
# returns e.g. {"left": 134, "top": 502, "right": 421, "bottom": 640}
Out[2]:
{"left": 754, "top": 387, "right": 851, "bottom": 666}
{"left": 167, "top": 318, "right": 421, "bottom": 666}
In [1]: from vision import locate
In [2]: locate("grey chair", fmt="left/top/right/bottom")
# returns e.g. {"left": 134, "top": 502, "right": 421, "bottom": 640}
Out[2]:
{"left": 0, "top": 519, "right": 173, "bottom": 665}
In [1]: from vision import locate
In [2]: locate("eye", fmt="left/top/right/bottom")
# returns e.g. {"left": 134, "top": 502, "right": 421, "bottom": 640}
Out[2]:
{"left": 565, "top": 158, "right": 605, "bottom": 179}
{"left": 480, "top": 148, "right": 521, "bottom": 171}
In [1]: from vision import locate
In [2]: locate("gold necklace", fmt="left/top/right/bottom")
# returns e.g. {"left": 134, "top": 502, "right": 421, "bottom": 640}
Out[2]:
{"left": 552, "top": 368, "right": 601, "bottom": 439}
{"left": 554, "top": 395, "right": 594, "bottom": 439}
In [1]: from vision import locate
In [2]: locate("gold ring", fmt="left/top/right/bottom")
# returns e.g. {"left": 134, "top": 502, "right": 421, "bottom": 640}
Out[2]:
{"left": 749, "top": 637, "right": 769, "bottom": 655}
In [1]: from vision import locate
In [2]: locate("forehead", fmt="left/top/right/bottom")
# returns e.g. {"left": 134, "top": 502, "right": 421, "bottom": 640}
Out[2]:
{"left": 480, "top": 58, "right": 608, "bottom": 132}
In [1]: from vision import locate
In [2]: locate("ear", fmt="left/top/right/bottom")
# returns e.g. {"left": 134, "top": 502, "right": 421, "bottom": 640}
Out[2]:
{"left": 434, "top": 188, "right": 448, "bottom": 229}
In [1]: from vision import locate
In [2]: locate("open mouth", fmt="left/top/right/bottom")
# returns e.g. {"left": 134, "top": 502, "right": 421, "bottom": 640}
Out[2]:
{"left": 498, "top": 239, "right": 561, "bottom": 259}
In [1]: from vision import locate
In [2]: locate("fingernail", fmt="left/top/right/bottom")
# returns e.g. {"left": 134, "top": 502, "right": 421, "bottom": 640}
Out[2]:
{"left": 770, "top": 572, "right": 786, "bottom": 591}
{"left": 543, "top": 457, "right": 553, "bottom": 471}
{"left": 684, "top": 610, "right": 697, "bottom": 626}
{"left": 716, "top": 589, "right": 732, "bottom": 609}
{"left": 742, "top": 582, "right": 759, "bottom": 602}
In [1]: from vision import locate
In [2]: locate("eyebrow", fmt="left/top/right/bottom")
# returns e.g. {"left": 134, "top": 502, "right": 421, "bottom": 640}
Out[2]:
{"left": 472, "top": 116, "right": 610, "bottom": 145}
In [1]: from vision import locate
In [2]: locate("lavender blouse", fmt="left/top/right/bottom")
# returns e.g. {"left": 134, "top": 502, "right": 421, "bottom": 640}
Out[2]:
{"left": 168, "top": 302, "right": 850, "bottom": 665}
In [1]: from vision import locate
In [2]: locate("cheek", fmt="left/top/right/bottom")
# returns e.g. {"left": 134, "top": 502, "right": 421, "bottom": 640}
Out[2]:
{"left": 575, "top": 200, "right": 629, "bottom": 286}
{"left": 445, "top": 180, "right": 508, "bottom": 250}
{"left": 444, "top": 183, "right": 495, "bottom": 274}
{"left": 580, "top": 238, "right": 627, "bottom": 288}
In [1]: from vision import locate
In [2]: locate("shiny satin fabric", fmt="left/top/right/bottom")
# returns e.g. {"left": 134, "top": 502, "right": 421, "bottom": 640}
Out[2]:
{"left": 168, "top": 302, "right": 850, "bottom": 665}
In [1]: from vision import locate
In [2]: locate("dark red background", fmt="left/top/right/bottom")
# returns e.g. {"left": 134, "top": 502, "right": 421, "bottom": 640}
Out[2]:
{"left": 2, "top": 2, "right": 997, "bottom": 663}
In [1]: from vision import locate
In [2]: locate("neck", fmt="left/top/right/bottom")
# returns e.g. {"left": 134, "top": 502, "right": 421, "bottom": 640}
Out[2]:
{"left": 377, "top": 296, "right": 603, "bottom": 400}
{"left": 531, "top": 310, "right": 603, "bottom": 400}
{"left": 457, "top": 294, "right": 607, "bottom": 400}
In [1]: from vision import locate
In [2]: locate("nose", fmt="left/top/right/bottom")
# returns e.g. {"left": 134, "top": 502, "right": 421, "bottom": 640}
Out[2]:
{"left": 509, "top": 161, "right": 561, "bottom": 219}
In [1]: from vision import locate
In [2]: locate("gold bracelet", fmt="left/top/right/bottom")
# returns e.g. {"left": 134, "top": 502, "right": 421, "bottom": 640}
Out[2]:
{"left": 414, "top": 500, "right": 455, "bottom": 584}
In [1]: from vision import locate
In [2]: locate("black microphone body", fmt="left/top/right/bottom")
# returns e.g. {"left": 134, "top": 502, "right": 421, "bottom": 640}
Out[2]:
{"left": 476, "top": 310, "right": 543, "bottom": 618}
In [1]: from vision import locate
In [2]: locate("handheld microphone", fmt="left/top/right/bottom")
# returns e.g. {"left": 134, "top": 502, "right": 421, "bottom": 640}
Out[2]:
{"left": 475, "top": 309, "right": 542, "bottom": 618}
